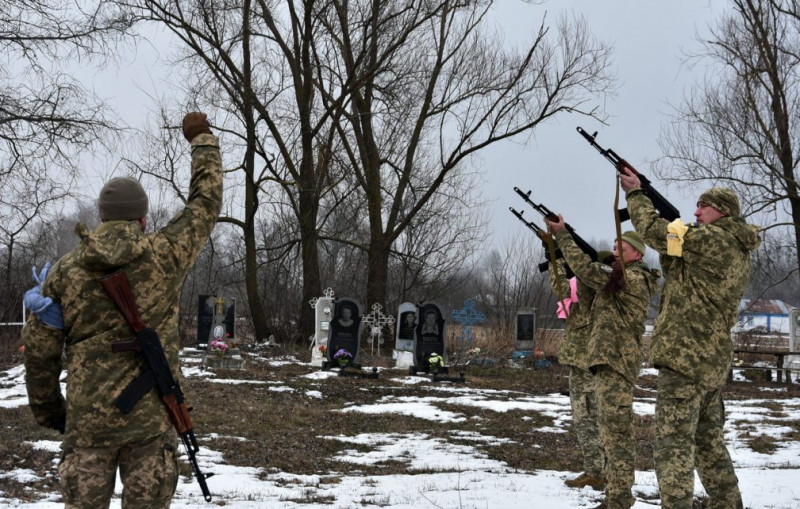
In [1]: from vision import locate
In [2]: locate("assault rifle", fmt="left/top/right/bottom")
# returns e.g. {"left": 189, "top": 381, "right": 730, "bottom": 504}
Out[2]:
{"left": 508, "top": 206, "right": 562, "bottom": 273}
{"left": 576, "top": 127, "right": 680, "bottom": 222}
{"left": 513, "top": 187, "right": 599, "bottom": 272}
{"left": 97, "top": 270, "right": 214, "bottom": 502}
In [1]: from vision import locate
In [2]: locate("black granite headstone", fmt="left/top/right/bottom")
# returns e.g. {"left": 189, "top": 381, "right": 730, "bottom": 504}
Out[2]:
{"left": 327, "top": 298, "right": 362, "bottom": 366}
{"left": 414, "top": 302, "right": 446, "bottom": 371}
{"left": 197, "top": 295, "right": 236, "bottom": 346}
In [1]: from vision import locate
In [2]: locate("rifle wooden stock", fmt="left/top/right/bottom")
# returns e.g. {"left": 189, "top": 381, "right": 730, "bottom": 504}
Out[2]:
{"left": 163, "top": 393, "right": 192, "bottom": 435}
{"left": 97, "top": 271, "right": 147, "bottom": 332}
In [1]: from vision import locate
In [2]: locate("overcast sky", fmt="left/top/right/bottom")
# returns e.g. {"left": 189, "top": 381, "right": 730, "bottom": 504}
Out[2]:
{"left": 85, "top": 1, "right": 730, "bottom": 252}
{"left": 484, "top": 0, "right": 728, "bottom": 248}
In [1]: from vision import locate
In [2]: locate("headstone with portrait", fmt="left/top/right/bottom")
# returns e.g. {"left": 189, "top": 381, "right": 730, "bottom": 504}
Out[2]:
{"left": 394, "top": 302, "right": 417, "bottom": 368}
{"left": 197, "top": 295, "right": 236, "bottom": 347}
{"left": 412, "top": 301, "right": 447, "bottom": 375}
{"left": 199, "top": 295, "right": 244, "bottom": 370}
{"left": 325, "top": 298, "right": 363, "bottom": 369}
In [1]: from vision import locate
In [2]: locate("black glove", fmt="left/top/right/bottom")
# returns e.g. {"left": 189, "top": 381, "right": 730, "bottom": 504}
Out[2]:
{"left": 182, "top": 112, "right": 213, "bottom": 142}
{"left": 603, "top": 261, "right": 627, "bottom": 294}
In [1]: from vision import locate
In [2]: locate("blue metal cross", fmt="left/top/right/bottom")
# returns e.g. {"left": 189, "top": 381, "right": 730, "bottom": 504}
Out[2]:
{"left": 451, "top": 299, "right": 485, "bottom": 344}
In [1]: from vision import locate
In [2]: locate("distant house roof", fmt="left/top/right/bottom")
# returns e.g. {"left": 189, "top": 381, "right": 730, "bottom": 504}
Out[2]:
{"left": 739, "top": 299, "right": 791, "bottom": 315}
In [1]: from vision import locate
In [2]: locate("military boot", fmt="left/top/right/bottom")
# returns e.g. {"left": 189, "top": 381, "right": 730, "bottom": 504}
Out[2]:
{"left": 564, "top": 471, "right": 606, "bottom": 490}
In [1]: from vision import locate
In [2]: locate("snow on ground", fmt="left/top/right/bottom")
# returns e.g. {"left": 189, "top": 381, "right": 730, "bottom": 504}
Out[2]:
{"left": 2, "top": 360, "right": 800, "bottom": 509}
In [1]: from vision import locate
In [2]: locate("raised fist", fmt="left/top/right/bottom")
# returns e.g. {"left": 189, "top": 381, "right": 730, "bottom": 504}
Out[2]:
{"left": 182, "top": 112, "right": 213, "bottom": 142}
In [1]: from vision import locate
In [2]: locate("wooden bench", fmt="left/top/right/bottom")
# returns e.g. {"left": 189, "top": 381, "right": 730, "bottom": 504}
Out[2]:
{"left": 731, "top": 348, "right": 797, "bottom": 383}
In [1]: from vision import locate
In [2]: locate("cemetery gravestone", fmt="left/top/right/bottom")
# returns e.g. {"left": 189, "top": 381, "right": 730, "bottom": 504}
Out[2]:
{"left": 326, "top": 298, "right": 362, "bottom": 369}
{"left": 198, "top": 295, "right": 244, "bottom": 370}
{"left": 396, "top": 303, "right": 417, "bottom": 352}
{"left": 413, "top": 302, "right": 446, "bottom": 374}
{"left": 197, "top": 295, "right": 236, "bottom": 347}
{"left": 515, "top": 308, "right": 536, "bottom": 351}
{"left": 310, "top": 288, "right": 335, "bottom": 367}
{"left": 394, "top": 302, "right": 417, "bottom": 368}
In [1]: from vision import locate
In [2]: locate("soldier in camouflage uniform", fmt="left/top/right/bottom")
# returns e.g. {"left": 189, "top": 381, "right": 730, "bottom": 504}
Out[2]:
{"left": 547, "top": 216, "right": 658, "bottom": 509}
{"left": 22, "top": 112, "right": 222, "bottom": 509}
{"left": 548, "top": 252, "right": 610, "bottom": 491}
{"left": 621, "top": 170, "right": 760, "bottom": 509}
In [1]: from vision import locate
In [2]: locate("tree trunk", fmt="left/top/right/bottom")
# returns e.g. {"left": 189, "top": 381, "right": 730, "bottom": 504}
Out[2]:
{"left": 244, "top": 158, "right": 270, "bottom": 342}
{"left": 366, "top": 235, "right": 390, "bottom": 310}
{"left": 241, "top": 0, "right": 270, "bottom": 342}
{"left": 298, "top": 186, "right": 322, "bottom": 339}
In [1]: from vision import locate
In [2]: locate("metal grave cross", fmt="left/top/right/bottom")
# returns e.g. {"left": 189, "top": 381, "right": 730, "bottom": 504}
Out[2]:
{"left": 451, "top": 299, "right": 486, "bottom": 345}
{"left": 362, "top": 303, "right": 396, "bottom": 356}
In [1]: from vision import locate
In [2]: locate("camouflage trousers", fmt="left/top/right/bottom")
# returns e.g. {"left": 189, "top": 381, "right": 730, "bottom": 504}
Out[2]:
{"left": 594, "top": 365, "right": 635, "bottom": 509}
{"left": 654, "top": 368, "right": 742, "bottom": 509}
{"left": 58, "top": 429, "right": 179, "bottom": 509}
{"left": 569, "top": 366, "right": 605, "bottom": 475}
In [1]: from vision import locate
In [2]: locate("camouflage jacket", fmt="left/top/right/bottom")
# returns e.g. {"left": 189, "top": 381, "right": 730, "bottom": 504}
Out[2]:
{"left": 549, "top": 260, "right": 596, "bottom": 371}
{"left": 23, "top": 133, "right": 222, "bottom": 448}
{"left": 626, "top": 188, "right": 761, "bottom": 390}
{"left": 555, "top": 230, "right": 658, "bottom": 384}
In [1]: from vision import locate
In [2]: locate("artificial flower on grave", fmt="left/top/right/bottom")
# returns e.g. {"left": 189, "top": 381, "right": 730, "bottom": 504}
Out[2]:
{"left": 209, "top": 339, "right": 229, "bottom": 357}
{"left": 533, "top": 347, "right": 544, "bottom": 358}
{"left": 467, "top": 347, "right": 481, "bottom": 356}
{"left": 318, "top": 344, "right": 328, "bottom": 356}
{"left": 428, "top": 352, "right": 445, "bottom": 373}
{"left": 18, "top": 345, "right": 25, "bottom": 355}
{"left": 333, "top": 348, "right": 353, "bottom": 367}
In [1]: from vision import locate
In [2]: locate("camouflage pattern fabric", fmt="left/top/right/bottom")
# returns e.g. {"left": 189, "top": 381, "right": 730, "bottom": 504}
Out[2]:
{"left": 58, "top": 429, "right": 179, "bottom": 509}
{"left": 626, "top": 188, "right": 757, "bottom": 509}
{"left": 23, "top": 133, "right": 221, "bottom": 503}
{"left": 654, "top": 368, "right": 742, "bottom": 509}
{"left": 549, "top": 260, "right": 595, "bottom": 371}
{"left": 626, "top": 189, "right": 760, "bottom": 390}
{"left": 569, "top": 366, "right": 605, "bottom": 475}
{"left": 554, "top": 230, "right": 658, "bottom": 384}
{"left": 550, "top": 262, "right": 605, "bottom": 474}
{"left": 594, "top": 365, "right": 635, "bottom": 509}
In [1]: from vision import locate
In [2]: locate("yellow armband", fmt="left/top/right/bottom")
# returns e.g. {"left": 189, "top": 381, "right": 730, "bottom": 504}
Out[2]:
{"left": 666, "top": 219, "right": 689, "bottom": 257}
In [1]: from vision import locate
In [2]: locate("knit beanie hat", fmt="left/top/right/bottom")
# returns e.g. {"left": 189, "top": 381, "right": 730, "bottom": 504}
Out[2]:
{"left": 620, "top": 230, "right": 646, "bottom": 255}
{"left": 697, "top": 187, "right": 740, "bottom": 217}
{"left": 97, "top": 177, "right": 149, "bottom": 221}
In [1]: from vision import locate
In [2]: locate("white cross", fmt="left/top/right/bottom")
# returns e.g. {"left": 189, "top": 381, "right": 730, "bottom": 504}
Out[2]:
{"left": 362, "top": 303, "right": 396, "bottom": 355}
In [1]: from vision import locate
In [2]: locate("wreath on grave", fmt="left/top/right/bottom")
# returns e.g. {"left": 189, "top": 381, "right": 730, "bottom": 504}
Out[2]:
{"left": 333, "top": 348, "right": 353, "bottom": 367}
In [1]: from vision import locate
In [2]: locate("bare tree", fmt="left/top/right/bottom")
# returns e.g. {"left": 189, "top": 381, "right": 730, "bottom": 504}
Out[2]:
{"left": 0, "top": 0, "right": 133, "bottom": 317}
{"left": 471, "top": 234, "right": 557, "bottom": 333}
{"left": 112, "top": 0, "right": 368, "bottom": 341}
{"left": 317, "top": 1, "right": 615, "bottom": 308}
{"left": 656, "top": 0, "right": 800, "bottom": 275}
